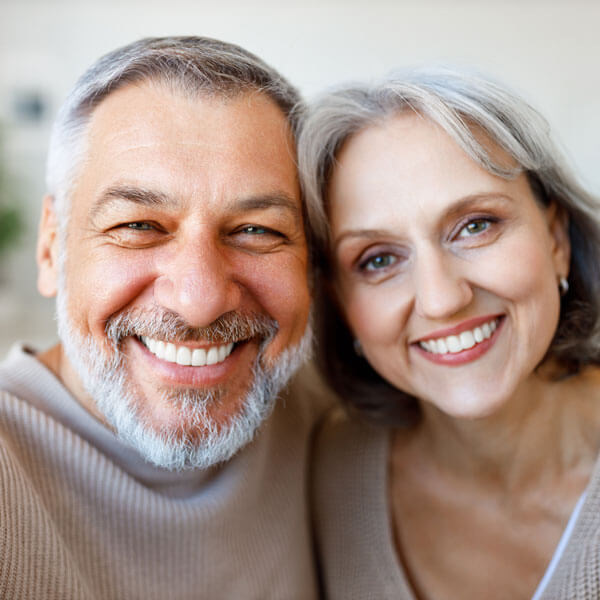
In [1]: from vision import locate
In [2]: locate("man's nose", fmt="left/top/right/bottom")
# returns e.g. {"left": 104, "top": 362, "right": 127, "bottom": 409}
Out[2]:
{"left": 412, "top": 249, "right": 473, "bottom": 320}
{"left": 153, "top": 236, "right": 242, "bottom": 327}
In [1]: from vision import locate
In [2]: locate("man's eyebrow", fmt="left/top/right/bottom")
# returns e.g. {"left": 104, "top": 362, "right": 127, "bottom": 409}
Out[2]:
{"left": 229, "top": 193, "right": 303, "bottom": 226}
{"left": 90, "top": 186, "right": 302, "bottom": 223}
{"left": 90, "top": 185, "right": 176, "bottom": 218}
{"left": 232, "top": 193, "right": 300, "bottom": 213}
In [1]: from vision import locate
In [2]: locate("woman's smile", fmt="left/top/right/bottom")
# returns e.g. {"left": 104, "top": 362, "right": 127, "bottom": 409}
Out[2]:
{"left": 413, "top": 314, "right": 504, "bottom": 366}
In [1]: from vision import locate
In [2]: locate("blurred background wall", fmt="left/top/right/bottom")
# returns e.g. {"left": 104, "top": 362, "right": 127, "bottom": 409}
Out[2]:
{"left": 0, "top": 0, "right": 598, "bottom": 356}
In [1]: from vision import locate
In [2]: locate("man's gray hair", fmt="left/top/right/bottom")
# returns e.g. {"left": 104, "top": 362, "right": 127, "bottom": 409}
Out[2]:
{"left": 298, "top": 66, "right": 600, "bottom": 424}
{"left": 46, "top": 36, "right": 302, "bottom": 225}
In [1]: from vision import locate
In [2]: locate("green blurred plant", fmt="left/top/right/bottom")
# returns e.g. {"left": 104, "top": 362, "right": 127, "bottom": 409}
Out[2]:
{"left": 0, "top": 205, "right": 22, "bottom": 255}
{"left": 0, "top": 125, "right": 24, "bottom": 257}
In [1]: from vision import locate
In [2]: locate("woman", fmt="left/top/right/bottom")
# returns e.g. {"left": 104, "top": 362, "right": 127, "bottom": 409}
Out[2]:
{"left": 298, "top": 68, "right": 600, "bottom": 600}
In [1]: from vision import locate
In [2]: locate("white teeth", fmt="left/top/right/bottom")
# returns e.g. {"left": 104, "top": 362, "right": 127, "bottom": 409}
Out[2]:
{"left": 165, "top": 343, "right": 177, "bottom": 362}
{"left": 191, "top": 348, "right": 207, "bottom": 366}
{"left": 446, "top": 335, "right": 462, "bottom": 353}
{"left": 141, "top": 337, "right": 235, "bottom": 366}
{"left": 419, "top": 318, "right": 499, "bottom": 355}
{"left": 459, "top": 331, "right": 475, "bottom": 350}
{"left": 206, "top": 347, "right": 219, "bottom": 366}
{"left": 176, "top": 346, "right": 192, "bottom": 366}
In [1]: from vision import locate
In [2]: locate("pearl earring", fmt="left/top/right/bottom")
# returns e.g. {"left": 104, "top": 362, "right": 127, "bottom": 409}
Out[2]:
{"left": 559, "top": 277, "right": 569, "bottom": 296}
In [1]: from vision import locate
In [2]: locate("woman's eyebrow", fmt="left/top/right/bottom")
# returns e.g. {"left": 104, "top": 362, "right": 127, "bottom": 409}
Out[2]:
{"left": 332, "top": 193, "right": 515, "bottom": 250}
{"left": 441, "top": 193, "right": 515, "bottom": 222}
{"left": 333, "top": 228, "right": 392, "bottom": 251}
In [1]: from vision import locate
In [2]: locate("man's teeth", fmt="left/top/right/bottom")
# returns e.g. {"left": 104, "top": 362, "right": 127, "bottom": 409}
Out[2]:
{"left": 419, "top": 319, "right": 499, "bottom": 354}
{"left": 140, "top": 337, "right": 234, "bottom": 366}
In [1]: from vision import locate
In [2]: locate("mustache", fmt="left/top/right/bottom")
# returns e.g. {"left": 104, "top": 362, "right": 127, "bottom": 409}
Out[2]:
{"left": 105, "top": 307, "right": 279, "bottom": 347}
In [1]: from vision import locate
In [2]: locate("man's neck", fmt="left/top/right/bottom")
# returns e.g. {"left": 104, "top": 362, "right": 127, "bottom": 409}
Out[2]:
{"left": 38, "top": 342, "right": 109, "bottom": 426}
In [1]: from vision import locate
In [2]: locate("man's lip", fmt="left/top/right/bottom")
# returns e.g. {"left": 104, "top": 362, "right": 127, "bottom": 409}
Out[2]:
{"left": 412, "top": 314, "right": 504, "bottom": 343}
{"left": 130, "top": 336, "right": 256, "bottom": 387}
{"left": 136, "top": 335, "right": 243, "bottom": 350}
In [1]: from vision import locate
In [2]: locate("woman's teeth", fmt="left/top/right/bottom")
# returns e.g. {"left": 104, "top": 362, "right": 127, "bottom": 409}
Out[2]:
{"left": 140, "top": 336, "right": 234, "bottom": 366}
{"left": 419, "top": 319, "right": 499, "bottom": 354}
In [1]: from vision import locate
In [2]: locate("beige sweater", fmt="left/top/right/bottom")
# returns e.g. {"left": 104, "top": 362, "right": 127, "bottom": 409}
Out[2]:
{"left": 0, "top": 344, "right": 327, "bottom": 600}
{"left": 312, "top": 407, "right": 600, "bottom": 600}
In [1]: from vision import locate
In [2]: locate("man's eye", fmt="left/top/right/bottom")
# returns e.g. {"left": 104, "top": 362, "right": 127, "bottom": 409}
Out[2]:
{"left": 361, "top": 254, "right": 397, "bottom": 271}
{"left": 237, "top": 225, "right": 285, "bottom": 238}
{"left": 458, "top": 219, "right": 491, "bottom": 237}
{"left": 241, "top": 225, "right": 268, "bottom": 235}
{"left": 125, "top": 222, "right": 155, "bottom": 231}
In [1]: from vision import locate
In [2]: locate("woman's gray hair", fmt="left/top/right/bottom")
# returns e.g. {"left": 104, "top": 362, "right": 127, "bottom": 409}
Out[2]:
{"left": 46, "top": 36, "right": 302, "bottom": 226}
{"left": 298, "top": 66, "right": 600, "bottom": 424}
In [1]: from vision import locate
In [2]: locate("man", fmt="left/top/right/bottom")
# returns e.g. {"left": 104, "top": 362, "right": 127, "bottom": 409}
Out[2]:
{"left": 0, "top": 37, "right": 325, "bottom": 599}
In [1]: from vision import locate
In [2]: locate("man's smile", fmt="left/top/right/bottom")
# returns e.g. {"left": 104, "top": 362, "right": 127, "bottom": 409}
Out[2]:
{"left": 139, "top": 336, "right": 235, "bottom": 366}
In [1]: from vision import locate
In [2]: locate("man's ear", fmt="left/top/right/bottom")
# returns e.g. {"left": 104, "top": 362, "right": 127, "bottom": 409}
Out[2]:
{"left": 547, "top": 201, "right": 571, "bottom": 280}
{"left": 36, "top": 195, "right": 60, "bottom": 298}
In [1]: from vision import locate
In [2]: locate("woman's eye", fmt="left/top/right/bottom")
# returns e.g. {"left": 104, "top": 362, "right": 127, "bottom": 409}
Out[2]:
{"left": 362, "top": 254, "right": 397, "bottom": 271}
{"left": 458, "top": 219, "right": 490, "bottom": 237}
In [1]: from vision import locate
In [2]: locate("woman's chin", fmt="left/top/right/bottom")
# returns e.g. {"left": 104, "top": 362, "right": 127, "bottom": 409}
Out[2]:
{"left": 421, "top": 389, "right": 514, "bottom": 421}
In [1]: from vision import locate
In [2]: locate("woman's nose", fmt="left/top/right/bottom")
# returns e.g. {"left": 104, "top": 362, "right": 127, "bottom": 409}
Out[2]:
{"left": 412, "top": 249, "right": 473, "bottom": 320}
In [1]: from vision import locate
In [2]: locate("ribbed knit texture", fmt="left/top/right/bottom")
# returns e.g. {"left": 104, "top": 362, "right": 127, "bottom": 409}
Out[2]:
{"left": 312, "top": 406, "right": 600, "bottom": 600}
{"left": 0, "top": 345, "right": 328, "bottom": 600}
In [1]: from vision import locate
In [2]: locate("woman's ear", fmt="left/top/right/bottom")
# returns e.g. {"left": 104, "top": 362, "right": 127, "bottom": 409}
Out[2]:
{"left": 546, "top": 201, "right": 571, "bottom": 280}
{"left": 36, "top": 195, "right": 60, "bottom": 298}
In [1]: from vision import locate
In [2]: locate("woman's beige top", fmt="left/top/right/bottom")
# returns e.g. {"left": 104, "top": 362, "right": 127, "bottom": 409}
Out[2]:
{"left": 312, "top": 406, "right": 600, "bottom": 600}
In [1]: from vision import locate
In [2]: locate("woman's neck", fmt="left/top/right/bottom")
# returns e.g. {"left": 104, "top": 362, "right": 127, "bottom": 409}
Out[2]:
{"left": 411, "top": 366, "right": 600, "bottom": 494}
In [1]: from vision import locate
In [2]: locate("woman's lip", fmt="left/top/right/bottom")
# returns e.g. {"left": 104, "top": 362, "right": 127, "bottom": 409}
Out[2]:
{"left": 414, "top": 313, "right": 504, "bottom": 343}
{"left": 413, "top": 317, "right": 504, "bottom": 366}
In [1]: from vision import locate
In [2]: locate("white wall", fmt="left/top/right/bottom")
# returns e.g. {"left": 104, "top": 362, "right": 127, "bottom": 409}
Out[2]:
{"left": 0, "top": 0, "right": 599, "bottom": 354}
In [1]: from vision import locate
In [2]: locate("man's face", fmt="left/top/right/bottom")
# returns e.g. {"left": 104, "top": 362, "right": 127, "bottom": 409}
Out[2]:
{"left": 38, "top": 82, "right": 311, "bottom": 468}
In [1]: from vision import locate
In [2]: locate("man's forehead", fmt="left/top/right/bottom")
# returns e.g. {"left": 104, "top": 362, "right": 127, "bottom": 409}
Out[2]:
{"left": 68, "top": 80, "right": 302, "bottom": 222}
{"left": 86, "top": 80, "right": 293, "bottom": 149}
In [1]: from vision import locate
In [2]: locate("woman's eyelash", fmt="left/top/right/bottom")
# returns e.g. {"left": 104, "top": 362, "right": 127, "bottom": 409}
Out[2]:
{"left": 454, "top": 216, "right": 500, "bottom": 239}
{"left": 358, "top": 251, "right": 400, "bottom": 272}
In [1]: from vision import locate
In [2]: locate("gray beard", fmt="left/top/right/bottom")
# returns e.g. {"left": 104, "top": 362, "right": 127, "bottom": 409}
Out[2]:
{"left": 55, "top": 289, "right": 312, "bottom": 471}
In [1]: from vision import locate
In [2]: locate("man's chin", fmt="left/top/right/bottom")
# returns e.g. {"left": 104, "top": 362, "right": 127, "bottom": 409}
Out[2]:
{"left": 56, "top": 290, "right": 314, "bottom": 470}
{"left": 133, "top": 382, "right": 254, "bottom": 442}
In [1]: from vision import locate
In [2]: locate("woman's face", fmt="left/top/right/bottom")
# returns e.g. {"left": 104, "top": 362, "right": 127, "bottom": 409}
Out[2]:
{"left": 329, "top": 113, "right": 570, "bottom": 419}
